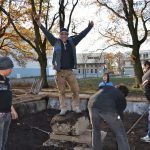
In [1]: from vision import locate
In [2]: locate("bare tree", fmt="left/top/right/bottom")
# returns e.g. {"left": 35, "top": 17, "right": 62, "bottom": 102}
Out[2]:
{"left": 103, "top": 52, "right": 115, "bottom": 73}
{"left": 58, "top": 0, "right": 79, "bottom": 31}
{"left": 114, "top": 51, "right": 125, "bottom": 75}
{"left": 0, "top": 1, "right": 10, "bottom": 47}
{"left": 96, "top": 0, "right": 150, "bottom": 86}
{"left": 0, "top": 0, "right": 79, "bottom": 87}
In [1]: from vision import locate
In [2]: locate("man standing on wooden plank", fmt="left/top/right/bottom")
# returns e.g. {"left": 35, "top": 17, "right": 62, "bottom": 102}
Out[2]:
{"left": 33, "top": 14, "right": 94, "bottom": 115}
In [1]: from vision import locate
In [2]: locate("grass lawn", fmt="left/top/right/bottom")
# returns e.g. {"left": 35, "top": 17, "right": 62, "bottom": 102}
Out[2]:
{"left": 78, "top": 77, "right": 143, "bottom": 94}
{"left": 12, "top": 76, "right": 143, "bottom": 95}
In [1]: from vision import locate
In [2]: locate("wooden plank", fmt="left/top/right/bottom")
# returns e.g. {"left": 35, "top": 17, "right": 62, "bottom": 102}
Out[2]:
{"left": 12, "top": 94, "right": 47, "bottom": 104}
{"left": 12, "top": 89, "right": 148, "bottom": 105}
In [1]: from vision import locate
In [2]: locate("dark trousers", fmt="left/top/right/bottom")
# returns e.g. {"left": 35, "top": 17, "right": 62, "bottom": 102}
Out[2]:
{"left": 88, "top": 108, "right": 130, "bottom": 150}
{"left": 0, "top": 113, "right": 11, "bottom": 150}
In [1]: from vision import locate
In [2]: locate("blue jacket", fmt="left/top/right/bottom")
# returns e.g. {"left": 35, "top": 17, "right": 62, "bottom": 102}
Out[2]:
{"left": 98, "top": 81, "right": 113, "bottom": 88}
{"left": 40, "top": 25, "right": 93, "bottom": 71}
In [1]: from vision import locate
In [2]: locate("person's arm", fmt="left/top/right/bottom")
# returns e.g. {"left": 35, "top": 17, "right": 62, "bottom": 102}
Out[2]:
{"left": 72, "top": 21, "right": 94, "bottom": 45}
{"left": 33, "top": 14, "right": 57, "bottom": 46}
{"left": 11, "top": 106, "right": 18, "bottom": 120}
{"left": 142, "top": 71, "right": 150, "bottom": 86}
{"left": 142, "top": 79, "right": 149, "bottom": 86}
{"left": 98, "top": 82, "right": 104, "bottom": 88}
{"left": 40, "top": 25, "right": 57, "bottom": 46}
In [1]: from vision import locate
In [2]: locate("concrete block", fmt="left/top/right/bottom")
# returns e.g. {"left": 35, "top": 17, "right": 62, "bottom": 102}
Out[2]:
{"left": 125, "top": 102, "right": 149, "bottom": 114}
{"left": 48, "top": 98, "right": 88, "bottom": 111}
{"left": 14, "top": 100, "right": 46, "bottom": 117}
{"left": 74, "top": 147, "right": 91, "bottom": 150}
{"left": 43, "top": 130, "right": 107, "bottom": 146}
{"left": 51, "top": 112, "right": 89, "bottom": 136}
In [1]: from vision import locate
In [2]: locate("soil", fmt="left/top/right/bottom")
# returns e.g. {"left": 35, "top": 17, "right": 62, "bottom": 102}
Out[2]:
{"left": 6, "top": 109, "right": 150, "bottom": 150}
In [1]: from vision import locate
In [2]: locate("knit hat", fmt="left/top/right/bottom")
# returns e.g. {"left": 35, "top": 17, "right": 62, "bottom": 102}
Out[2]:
{"left": 60, "top": 28, "right": 68, "bottom": 33}
{"left": 0, "top": 57, "right": 14, "bottom": 70}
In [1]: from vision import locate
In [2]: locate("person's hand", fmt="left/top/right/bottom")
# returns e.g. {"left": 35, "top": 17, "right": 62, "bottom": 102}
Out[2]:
{"left": 88, "top": 21, "right": 94, "bottom": 28}
{"left": 33, "top": 13, "right": 41, "bottom": 26}
{"left": 11, "top": 106, "right": 18, "bottom": 120}
{"left": 142, "top": 79, "right": 149, "bottom": 87}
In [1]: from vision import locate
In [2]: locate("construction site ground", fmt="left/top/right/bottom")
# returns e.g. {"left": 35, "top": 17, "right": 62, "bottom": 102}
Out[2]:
{"left": 6, "top": 109, "right": 150, "bottom": 150}
{"left": 6, "top": 87, "right": 149, "bottom": 150}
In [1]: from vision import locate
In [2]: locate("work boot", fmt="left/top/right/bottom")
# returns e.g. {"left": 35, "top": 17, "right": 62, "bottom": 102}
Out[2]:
{"left": 141, "top": 135, "right": 150, "bottom": 143}
{"left": 59, "top": 109, "right": 67, "bottom": 115}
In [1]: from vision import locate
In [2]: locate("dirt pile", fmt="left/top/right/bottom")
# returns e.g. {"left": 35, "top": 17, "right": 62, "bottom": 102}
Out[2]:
{"left": 6, "top": 109, "right": 150, "bottom": 150}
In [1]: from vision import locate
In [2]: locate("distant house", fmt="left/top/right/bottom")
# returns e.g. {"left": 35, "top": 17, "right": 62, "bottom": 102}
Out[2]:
{"left": 123, "top": 50, "right": 150, "bottom": 76}
{"left": 9, "top": 55, "right": 55, "bottom": 78}
{"left": 9, "top": 52, "right": 106, "bottom": 78}
{"left": 75, "top": 53, "right": 105, "bottom": 78}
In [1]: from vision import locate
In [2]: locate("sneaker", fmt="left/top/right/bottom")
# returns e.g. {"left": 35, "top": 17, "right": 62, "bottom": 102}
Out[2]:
{"left": 59, "top": 109, "right": 67, "bottom": 115}
{"left": 73, "top": 107, "right": 81, "bottom": 113}
{"left": 141, "top": 135, "right": 150, "bottom": 143}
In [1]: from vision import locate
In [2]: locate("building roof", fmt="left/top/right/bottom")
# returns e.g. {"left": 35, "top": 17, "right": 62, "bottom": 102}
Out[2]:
{"left": 77, "top": 53, "right": 105, "bottom": 64}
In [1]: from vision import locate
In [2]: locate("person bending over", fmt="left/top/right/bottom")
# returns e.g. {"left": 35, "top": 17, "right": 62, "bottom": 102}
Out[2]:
{"left": 88, "top": 85, "right": 130, "bottom": 150}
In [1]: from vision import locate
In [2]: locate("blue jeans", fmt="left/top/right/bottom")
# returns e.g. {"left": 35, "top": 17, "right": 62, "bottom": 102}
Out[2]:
{"left": 88, "top": 108, "right": 130, "bottom": 150}
{"left": 0, "top": 113, "right": 11, "bottom": 150}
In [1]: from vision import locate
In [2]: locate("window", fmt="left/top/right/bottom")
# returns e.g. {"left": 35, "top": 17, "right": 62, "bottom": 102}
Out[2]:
{"left": 143, "top": 53, "right": 148, "bottom": 58}
{"left": 86, "top": 69, "right": 89, "bottom": 73}
{"left": 78, "top": 69, "right": 80, "bottom": 74}
{"left": 95, "top": 69, "right": 97, "bottom": 73}
{"left": 88, "top": 56, "right": 100, "bottom": 59}
{"left": 91, "top": 69, "right": 93, "bottom": 73}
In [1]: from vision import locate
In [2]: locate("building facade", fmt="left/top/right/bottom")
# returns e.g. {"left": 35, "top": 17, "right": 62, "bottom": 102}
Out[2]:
{"left": 75, "top": 53, "right": 105, "bottom": 78}
{"left": 9, "top": 55, "right": 55, "bottom": 78}
{"left": 123, "top": 50, "right": 150, "bottom": 76}
{"left": 9, "top": 52, "right": 105, "bottom": 79}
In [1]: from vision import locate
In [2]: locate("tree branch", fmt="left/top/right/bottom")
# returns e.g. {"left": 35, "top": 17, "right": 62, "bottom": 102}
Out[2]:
{"left": 139, "top": 0, "right": 150, "bottom": 44}
{"left": 45, "top": 0, "right": 50, "bottom": 29}
{"left": 0, "top": 6, "right": 36, "bottom": 50}
{"left": 31, "top": 0, "right": 43, "bottom": 54}
{"left": 97, "top": 0, "right": 127, "bottom": 21}
{"left": 67, "top": 0, "right": 79, "bottom": 31}
{"left": 59, "top": 0, "right": 66, "bottom": 29}
{"left": 98, "top": 29, "right": 133, "bottom": 48}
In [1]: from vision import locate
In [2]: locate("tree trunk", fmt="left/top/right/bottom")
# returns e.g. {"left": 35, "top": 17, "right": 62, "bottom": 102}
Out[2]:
{"left": 84, "top": 64, "right": 86, "bottom": 78}
{"left": 132, "top": 47, "right": 143, "bottom": 87}
{"left": 39, "top": 59, "right": 48, "bottom": 88}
